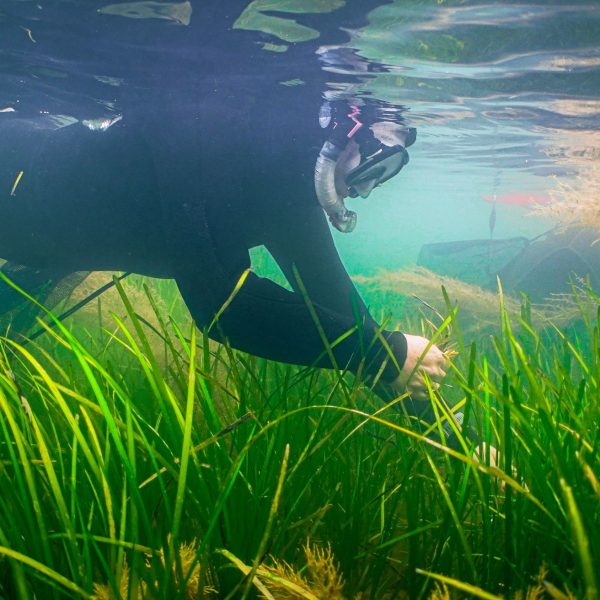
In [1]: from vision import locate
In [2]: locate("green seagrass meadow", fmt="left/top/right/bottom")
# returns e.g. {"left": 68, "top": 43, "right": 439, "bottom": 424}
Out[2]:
{"left": 0, "top": 274, "right": 597, "bottom": 599}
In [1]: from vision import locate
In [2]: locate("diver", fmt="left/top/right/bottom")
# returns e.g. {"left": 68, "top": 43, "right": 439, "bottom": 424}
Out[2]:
{"left": 0, "top": 0, "right": 469, "bottom": 450}
{"left": 0, "top": 96, "right": 450, "bottom": 422}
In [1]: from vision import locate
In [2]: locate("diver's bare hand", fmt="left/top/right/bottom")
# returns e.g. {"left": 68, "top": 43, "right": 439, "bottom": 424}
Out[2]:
{"left": 379, "top": 334, "right": 449, "bottom": 401}
{"left": 397, "top": 334, "right": 449, "bottom": 400}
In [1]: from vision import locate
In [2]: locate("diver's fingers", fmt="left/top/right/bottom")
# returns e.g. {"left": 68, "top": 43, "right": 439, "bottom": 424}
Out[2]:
{"left": 409, "top": 365, "right": 446, "bottom": 382}
{"left": 421, "top": 349, "right": 450, "bottom": 372}
{"left": 421, "top": 366, "right": 446, "bottom": 379}
{"left": 405, "top": 378, "right": 440, "bottom": 397}
{"left": 407, "top": 386, "right": 439, "bottom": 402}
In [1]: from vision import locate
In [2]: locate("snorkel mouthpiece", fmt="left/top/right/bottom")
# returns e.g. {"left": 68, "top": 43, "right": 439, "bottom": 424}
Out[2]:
{"left": 314, "top": 140, "right": 357, "bottom": 233}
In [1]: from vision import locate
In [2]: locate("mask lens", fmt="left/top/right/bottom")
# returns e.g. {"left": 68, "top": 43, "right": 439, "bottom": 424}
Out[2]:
{"left": 348, "top": 166, "right": 385, "bottom": 198}
{"left": 346, "top": 146, "right": 407, "bottom": 198}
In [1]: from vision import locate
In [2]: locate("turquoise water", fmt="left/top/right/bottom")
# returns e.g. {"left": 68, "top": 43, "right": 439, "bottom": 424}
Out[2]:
{"left": 331, "top": 1, "right": 600, "bottom": 276}
{"left": 232, "top": 1, "right": 600, "bottom": 290}
{"left": 335, "top": 160, "right": 553, "bottom": 274}
{"left": 1, "top": 0, "right": 600, "bottom": 303}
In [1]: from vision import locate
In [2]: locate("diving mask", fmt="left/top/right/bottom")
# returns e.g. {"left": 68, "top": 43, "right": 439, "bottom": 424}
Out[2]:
{"left": 314, "top": 100, "right": 416, "bottom": 232}
{"left": 345, "top": 144, "right": 409, "bottom": 199}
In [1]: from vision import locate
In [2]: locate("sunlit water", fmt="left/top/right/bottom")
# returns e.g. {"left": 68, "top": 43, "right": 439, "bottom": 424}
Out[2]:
{"left": 1, "top": 0, "right": 599, "bottom": 292}
{"left": 335, "top": 1, "right": 600, "bottom": 274}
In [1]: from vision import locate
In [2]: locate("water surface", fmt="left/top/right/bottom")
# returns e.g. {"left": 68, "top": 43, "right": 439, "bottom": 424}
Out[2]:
{"left": 2, "top": 0, "right": 599, "bottom": 280}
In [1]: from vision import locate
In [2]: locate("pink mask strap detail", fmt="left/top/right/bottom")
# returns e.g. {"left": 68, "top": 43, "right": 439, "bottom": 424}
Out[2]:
{"left": 346, "top": 104, "right": 363, "bottom": 138}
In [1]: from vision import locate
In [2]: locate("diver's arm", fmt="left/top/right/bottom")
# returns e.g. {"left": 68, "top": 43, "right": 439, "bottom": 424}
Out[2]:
{"left": 248, "top": 195, "right": 448, "bottom": 408}
{"left": 199, "top": 272, "right": 486, "bottom": 459}
{"left": 179, "top": 269, "right": 464, "bottom": 433}
{"left": 177, "top": 270, "right": 407, "bottom": 381}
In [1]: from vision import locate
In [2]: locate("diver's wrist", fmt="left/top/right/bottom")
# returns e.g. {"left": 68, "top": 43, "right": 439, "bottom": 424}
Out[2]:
{"left": 379, "top": 331, "right": 408, "bottom": 382}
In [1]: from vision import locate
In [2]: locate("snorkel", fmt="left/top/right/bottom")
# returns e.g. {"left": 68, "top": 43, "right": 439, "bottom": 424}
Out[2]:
{"left": 314, "top": 102, "right": 363, "bottom": 232}
{"left": 314, "top": 139, "right": 357, "bottom": 233}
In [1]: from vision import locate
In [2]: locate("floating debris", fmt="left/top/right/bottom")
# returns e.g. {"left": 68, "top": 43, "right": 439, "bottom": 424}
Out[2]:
{"left": 47, "top": 114, "right": 79, "bottom": 129}
{"left": 280, "top": 78, "right": 305, "bottom": 86}
{"left": 10, "top": 171, "right": 24, "bottom": 196}
{"left": 20, "top": 26, "right": 36, "bottom": 43}
{"left": 98, "top": 1, "right": 192, "bottom": 26}
{"left": 82, "top": 114, "right": 123, "bottom": 132}
{"left": 93, "top": 74, "right": 124, "bottom": 87}
{"left": 28, "top": 66, "right": 68, "bottom": 79}
{"left": 234, "top": 0, "right": 344, "bottom": 43}
{"left": 261, "top": 42, "right": 288, "bottom": 53}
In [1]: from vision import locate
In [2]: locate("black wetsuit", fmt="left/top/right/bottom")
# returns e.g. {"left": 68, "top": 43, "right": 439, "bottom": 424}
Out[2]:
{"left": 0, "top": 0, "right": 408, "bottom": 383}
